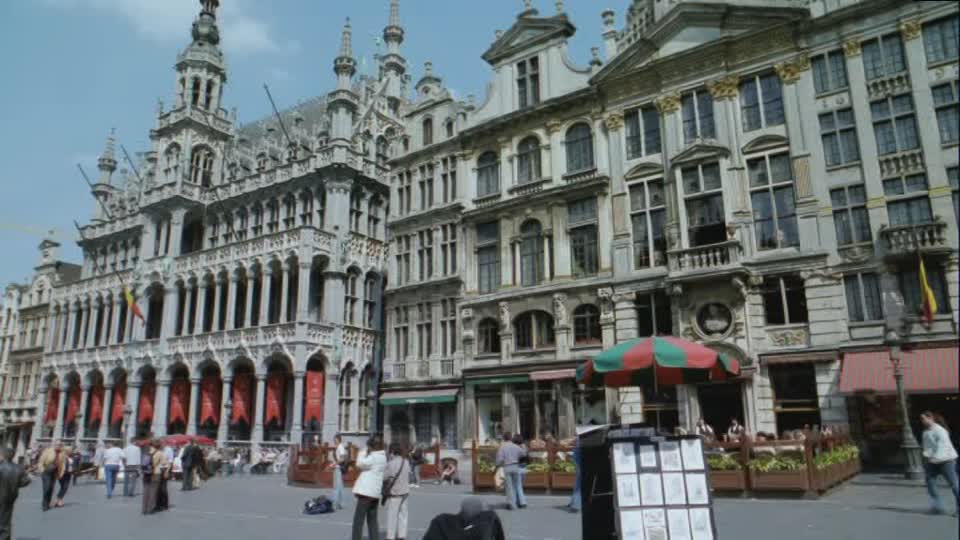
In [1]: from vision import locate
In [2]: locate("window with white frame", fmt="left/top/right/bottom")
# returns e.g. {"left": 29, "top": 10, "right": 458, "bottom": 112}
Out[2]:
{"left": 344, "top": 271, "right": 359, "bottom": 325}
{"left": 932, "top": 81, "right": 959, "bottom": 145}
{"left": 190, "top": 146, "right": 215, "bottom": 187}
{"left": 398, "top": 171, "right": 413, "bottom": 215}
{"left": 747, "top": 152, "right": 799, "bottom": 250}
{"left": 358, "top": 368, "right": 371, "bottom": 432}
{"left": 367, "top": 197, "right": 381, "bottom": 237}
{"left": 830, "top": 185, "right": 872, "bottom": 246}
{"left": 418, "top": 229, "right": 434, "bottom": 280}
{"left": 565, "top": 123, "right": 595, "bottom": 173}
{"left": 884, "top": 173, "right": 933, "bottom": 226}
{"left": 898, "top": 262, "right": 950, "bottom": 318}
{"left": 419, "top": 164, "right": 435, "bottom": 210}
{"left": 519, "top": 220, "right": 545, "bottom": 286}
{"left": 440, "top": 298, "right": 457, "bottom": 357}
{"left": 396, "top": 235, "right": 412, "bottom": 285}
{"left": 871, "top": 94, "right": 919, "bottom": 155}
{"left": 441, "top": 156, "right": 457, "bottom": 203}
{"left": 630, "top": 178, "right": 667, "bottom": 269}
{"left": 349, "top": 192, "right": 364, "bottom": 232}
{"left": 517, "top": 56, "right": 541, "bottom": 109}
{"left": 299, "top": 192, "right": 314, "bottom": 226}
{"left": 441, "top": 223, "right": 457, "bottom": 276}
{"left": 948, "top": 166, "right": 959, "bottom": 223}
{"left": 477, "top": 222, "right": 500, "bottom": 294}
{"left": 682, "top": 162, "right": 727, "bottom": 246}
{"left": 843, "top": 273, "right": 883, "bottom": 322}
{"left": 682, "top": 89, "right": 715, "bottom": 143}
{"left": 636, "top": 291, "right": 672, "bottom": 337}
{"left": 625, "top": 105, "right": 661, "bottom": 159}
{"left": 862, "top": 33, "right": 906, "bottom": 80}
{"left": 811, "top": 50, "right": 849, "bottom": 94}
{"left": 417, "top": 302, "right": 432, "bottom": 358}
{"left": 363, "top": 276, "right": 376, "bottom": 328}
{"left": 819, "top": 108, "right": 860, "bottom": 167}
{"left": 476, "top": 152, "right": 500, "bottom": 197}
{"left": 338, "top": 366, "right": 356, "bottom": 432}
{"left": 513, "top": 311, "right": 555, "bottom": 351}
{"left": 762, "top": 275, "right": 808, "bottom": 326}
{"left": 740, "top": 73, "right": 784, "bottom": 131}
{"left": 923, "top": 15, "right": 959, "bottom": 65}
{"left": 516, "top": 136, "right": 542, "bottom": 184}
{"left": 568, "top": 198, "right": 598, "bottom": 277}
{"left": 394, "top": 306, "right": 409, "bottom": 361}
{"left": 573, "top": 304, "right": 601, "bottom": 345}
{"left": 478, "top": 318, "right": 500, "bottom": 354}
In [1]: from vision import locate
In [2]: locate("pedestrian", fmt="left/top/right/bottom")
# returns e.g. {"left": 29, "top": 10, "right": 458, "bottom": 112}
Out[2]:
{"left": 123, "top": 438, "right": 141, "bottom": 497}
{"left": 566, "top": 436, "right": 582, "bottom": 513}
{"left": 181, "top": 441, "right": 196, "bottom": 491}
{"left": 37, "top": 440, "right": 65, "bottom": 511}
{"left": 154, "top": 440, "right": 171, "bottom": 512}
{"left": 0, "top": 447, "right": 31, "bottom": 540}
{"left": 141, "top": 442, "right": 157, "bottom": 515}
{"left": 495, "top": 433, "right": 527, "bottom": 510}
{"left": 102, "top": 440, "right": 124, "bottom": 499}
{"left": 383, "top": 443, "right": 410, "bottom": 540}
{"left": 54, "top": 446, "right": 76, "bottom": 508}
{"left": 351, "top": 434, "right": 386, "bottom": 540}
{"left": 409, "top": 444, "right": 423, "bottom": 488}
{"left": 332, "top": 435, "right": 347, "bottom": 510}
{"left": 920, "top": 411, "right": 959, "bottom": 516}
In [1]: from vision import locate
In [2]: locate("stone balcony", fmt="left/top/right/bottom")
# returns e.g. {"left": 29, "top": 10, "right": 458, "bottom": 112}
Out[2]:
{"left": 386, "top": 357, "right": 459, "bottom": 383}
{"left": 175, "top": 226, "right": 337, "bottom": 275}
{"left": 878, "top": 148, "right": 924, "bottom": 178}
{"left": 879, "top": 220, "right": 951, "bottom": 259}
{"left": 140, "top": 179, "right": 207, "bottom": 207}
{"left": 667, "top": 240, "right": 742, "bottom": 277}
{"left": 866, "top": 71, "right": 911, "bottom": 100}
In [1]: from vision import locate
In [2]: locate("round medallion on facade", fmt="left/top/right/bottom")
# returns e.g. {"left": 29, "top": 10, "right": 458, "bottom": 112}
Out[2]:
{"left": 696, "top": 302, "right": 733, "bottom": 339}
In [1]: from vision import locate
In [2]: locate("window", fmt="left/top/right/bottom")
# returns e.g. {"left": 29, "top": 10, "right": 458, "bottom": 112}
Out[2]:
{"left": 565, "top": 123, "right": 595, "bottom": 173}
{"left": 573, "top": 304, "right": 601, "bottom": 345}
{"left": 344, "top": 271, "right": 359, "bottom": 325}
{"left": 417, "top": 302, "right": 432, "bottom": 358}
{"left": 812, "top": 50, "right": 849, "bottom": 94}
{"left": 358, "top": 369, "right": 371, "bottom": 432}
{"left": 363, "top": 277, "right": 376, "bottom": 328}
{"left": 367, "top": 197, "right": 381, "bottom": 237}
{"left": 682, "top": 162, "right": 726, "bottom": 246}
{"left": 636, "top": 291, "right": 672, "bottom": 337}
{"left": 338, "top": 367, "right": 356, "bottom": 432}
{"left": 740, "top": 73, "right": 784, "bottom": 131}
{"left": 190, "top": 147, "right": 214, "bottom": 187}
{"left": 441, "top": 156, "right": 457, "bottom": 203}
{"left": 769, "top": 363, "right": 821, "bottom": 432}
{"left": 396, "top": 235, "right": 412, "bottom": 285}
{"left": 932, "top": 81, "right": 959, "bottom": 144}
{"left": 191, "top": 77, "right": 202, "bottom": 107}
{"left": 748, "top": 152, "right": 799, "bottom": 250}
{"left": 762, "top": 276, "right": 808, "bottom": 325}
{"left": 441, "top": 223, "right": 457, "bottom": 276}
{"left": 884, "top": 173, "right": 933, "bottom": 226}
{"left": 516, "top": 136, "right": 542, "bottom": 184}
{"left": 394, "top": 307, "right": 410, "bottom": 360}
{"left": 625, "top": 105, "right": 662, "bottom": 158}
{"left": 681, "top": 89, "right": 715, "bottom": 143}
{"left": 519, "top": 220, "right": 544, "bottom": 286}
{"left": 422, "top": 118, "right": 433, "bottom": 146}
{"left": 476, "top": 222, "right": 500, "bottom": 294}
{"left": 440, "top": 298, "right": 457, "bottom": 357}
{"left": 830, "top": 185, "right": 871, "bottom": 245}
{"left": 819, "top": 109, "right": 860, "bottom": 167}
{"left": 948, "top": 166, "right": 959, "bottom": 223}
{"left": 513, "top": 311, "right": 555, "bottom": 350}
{"left": 164, "top": 145, "right": 182, "bottom": 181}
{"left": 844, "top": 273, "right": 883, "bottom": 322}
{"left": 478, "top": 318, "right": 500, "bottom": 354}
{"left": 630, "top": 179, "right": 667, "bottom": 269}
{"left": 418, "top": 229, "right": 433, "bottom": 280}
{"left": 568, "top": 198, "right": 598, "bottom": 277}
{"left": 517, "top": 57, "right": 540, "bottom": 109}
{"left": 898, "top": 262, "right": 949, "bottom": 317}
{"left": 862, "top": 33, "right": 906, "bottom": 80}
{"left": 256, "top": 153, "right": 268, "bottom": 172}
{"left": 445, "top": 120, "right": 455, "bottom": 139}
{"left": 398, "top": 171, "right": 413, "bottom": 215}
{"left": 476, "top": 152, "right": 500, "bottom": 197}
{"left": 923, "top": 16, "right": 959, "bottom": 64}
{"left": 299, "top": 192, "right": 314, "bottom": 226}
{"left": 871, "top": 95, "right": 919, "bottom": 155}
{"left": 418, "top": 164, "right": 435, "bottom": 210}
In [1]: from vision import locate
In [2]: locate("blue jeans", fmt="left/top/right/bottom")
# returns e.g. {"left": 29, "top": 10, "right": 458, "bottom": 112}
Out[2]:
{"left": 332, "top": 466, "right": 344, "bottom": 509}
{"left": 104, "top": 465, "right": 119, "bottom": 498}
{"left": 568, "top": 467, "right": 582, "bottom": 510}
{"left": 924, "top": 460, "right": 959, "bottom": 514}
{"left": 503, "top": 465, "right": 526, "bottom": 510}
{"left": 123, "top": 467, "right": 139, "bottom": 497}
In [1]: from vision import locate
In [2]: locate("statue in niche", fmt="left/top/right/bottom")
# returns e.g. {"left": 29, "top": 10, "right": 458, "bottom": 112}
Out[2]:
{"left": 697, "top": 303, "right": 732, "bottom": 338}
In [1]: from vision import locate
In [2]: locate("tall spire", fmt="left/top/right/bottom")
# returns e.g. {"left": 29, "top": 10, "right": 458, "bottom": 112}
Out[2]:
{"left": 389, "top": 0, "right": 400, "bottom": 27}
{"left": 97, "top": 128, "right": 117, "bottom": 185}
{"left": 380, "top": 1, "right": 407, "bottom": 100}
{"left": 340, "top": 17, "right": 353, "bottom": 58}
{"left": 334, "top": 18, "right": 357, "bottom": 90}
{"left": 383, "top": 0, "right": 404, "bottom": 51}
{"left": 191, "top": 0, "right": 221, "bottom": 46}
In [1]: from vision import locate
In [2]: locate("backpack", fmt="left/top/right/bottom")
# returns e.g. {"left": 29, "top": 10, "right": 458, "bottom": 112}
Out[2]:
{"left": 140, "top": 452, "right": 153, "bottom": 475}
{"left": 304, "top": 495, "right": 334, "bottom": 515}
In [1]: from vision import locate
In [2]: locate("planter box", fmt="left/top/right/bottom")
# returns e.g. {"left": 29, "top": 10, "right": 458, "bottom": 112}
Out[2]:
{"left": 474, "top": 472, "right": 496, "bottom": 491}
{"left": 709, "top": 469, "right": 747, "bottom": 492}
{"left": 523, "top": 471, "right": 550, "bottom": 490}
{"left": 420, "top": 464, "right": 439, "bottom": 481}
{"left": 550, "top": 471, "right": 576, "bottom": 491}
{"left": 749, "top": 469, "right": 810, "bottom": 491}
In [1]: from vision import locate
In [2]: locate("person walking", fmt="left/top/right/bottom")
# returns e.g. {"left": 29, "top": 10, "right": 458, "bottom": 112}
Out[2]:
{"left": 495, "top": 433, "right": 527, "bottom": 511}
{"left": 154, "top": 440, "right": 171, "bottom": 512}
{"left": 332, "top": 435, "right": 347, "bottom": 510}
{"left": 102, "top": 441, "right": 124, "bottom": 499}
{"left": 566, "top": 437, "right": 582, "bottom": 513}
{"left": 53, "top": 446, "right": 76, "bottom": 508}
{"left": 123, "top": 438, "right": 141, "bottom": 497}
{"left": 383, "top": 443, "right": 410, "bottom": 540}
{"left": 351, "top": 435, "right": 386, "bottom": 540}
{"left": 37, "top": 441, "right": 65, "bottom": 511}
{"left": 0, "top": 447, "right": 31, "bottom": 540}
{"left": 141, "top": 443, "right": 158, "bottom": 515}
{"left": 181, "top": 441, "right": 197, "bottom": 491}
{"left": 920, "top": 411, "right": 959, "bottom": 516}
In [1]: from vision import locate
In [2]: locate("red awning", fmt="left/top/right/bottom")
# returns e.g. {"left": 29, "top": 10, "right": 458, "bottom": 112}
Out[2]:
{"left": 231, "top": 373, "right": 254, "bottom": 425}
{"left": 839, "top": 347, "right": 959, "bottom": 394}
{"left": 110, "top": 383, "right": 126, "bottom": 425}
{"left": 200, "top": 375, "right": 221, "bottom": 425}
{"left": 64, "top": 386, "right": 81, "bottom": 425}
{"left": 44, "top": 388, "right": 60, "bottom": 425}
{"left": 138, "top": 382, "right": 156, "bottom": 424}
{"left": 304, "top": 371, "right": 325, "bottom": 423}
{"left": 168, "top": 380, "right": 190, "bottom": 425}
{"left": 88, "top": 384, "right": 105, "bottom": 427}
{"left": 265, "top": 373, "right": 286, "bottom": 425}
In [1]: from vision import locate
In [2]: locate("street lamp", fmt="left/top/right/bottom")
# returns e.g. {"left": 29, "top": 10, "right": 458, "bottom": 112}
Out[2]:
{"left": 74, "top": 413, "right": 84, "bottom": 447}
{"left": 122, "top": 405, "right": 132, "bottom": 441}
{"left": 223, "top": 399, "right": 233, "bottom": 442}
{"left": 367, "top": 389, "right": 378, "bottom": 432}
{"left": 885, "top": 328, "right": 923, "bottom": 479}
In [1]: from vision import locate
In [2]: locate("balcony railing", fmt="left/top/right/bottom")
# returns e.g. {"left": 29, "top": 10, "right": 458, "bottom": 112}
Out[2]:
{"left": 880, "top": 220, "right": 950, "bottom": 257}
{"left": 389, "top": 358, "right": 459, "bottom": 381}
{"left": 667, "top": 240, "right": 741, "bottom": 273}
{"left": 866, "top": 71, "right": 910, "bottom": 100}
{"left": 878, "top": 149, "right": 924, "bottom": 178}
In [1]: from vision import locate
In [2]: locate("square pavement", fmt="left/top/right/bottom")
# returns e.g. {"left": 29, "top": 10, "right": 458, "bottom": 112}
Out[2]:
{"left": 11, "top": 473, "right": 958, "bottom": 540}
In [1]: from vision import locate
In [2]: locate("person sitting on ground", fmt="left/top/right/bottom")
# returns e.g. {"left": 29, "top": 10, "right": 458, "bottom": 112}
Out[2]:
{"left": 437, "top": 460, "right": 458, "bottom": 485}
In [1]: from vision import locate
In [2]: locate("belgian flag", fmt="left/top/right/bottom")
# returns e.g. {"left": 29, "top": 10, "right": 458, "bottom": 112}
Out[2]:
{"left": 124, "top": 286, "right": 146, "bottom": 325}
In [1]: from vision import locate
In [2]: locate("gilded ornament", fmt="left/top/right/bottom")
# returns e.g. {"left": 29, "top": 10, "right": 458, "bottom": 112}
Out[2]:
{"left": 707, "top": 75, "right": 739, "bottom": 100}
{"left": 603, "top": 113, "right": 624, "bottom": 131}
{"left": 654, "top": 93, "right": 681, "bottom": 114}
{"left": 898, "top": 19, "right": 922, "bottom": 41}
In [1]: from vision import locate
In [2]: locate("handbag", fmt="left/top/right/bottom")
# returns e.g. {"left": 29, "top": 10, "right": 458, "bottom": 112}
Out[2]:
{"left": 381, "top": 459, "right": 405, "bottom": 505}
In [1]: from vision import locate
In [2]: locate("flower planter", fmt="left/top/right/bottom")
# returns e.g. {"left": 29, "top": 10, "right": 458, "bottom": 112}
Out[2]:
{"left": 419, "top": 463, "right": 439, "bottom": 481}
{"left": 550, "top": 471, "right": 576, "bottom": 491}
{"left": 749, "top": 469, "right": 810, "bottom": 491}
{"left": 523, "top": 471, "right": 550, "bottom": 490}
{"left": 474, "top": 471, "right": 496, "bottom": 491}
{"left": 709, "top": 469, "right": 747, "bottom": 492}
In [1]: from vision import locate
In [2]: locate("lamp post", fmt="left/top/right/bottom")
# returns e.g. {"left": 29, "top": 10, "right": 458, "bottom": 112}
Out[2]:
{"left": 223, "top": 399, "right": 233, "bottom": 442}
{"left": 885, "top": 328, "right": 923, "bottom": 479}
{"left": 367, "top": 389, "right": 378, "bottom": 434}
{"left": 122, "top": 405, "right": 132, "bottom": 442}
{"left": 74, "top": 413, "right": 84, "bottom": 447}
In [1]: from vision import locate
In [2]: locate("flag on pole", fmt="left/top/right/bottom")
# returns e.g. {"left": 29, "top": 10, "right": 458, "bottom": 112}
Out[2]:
{"left": 124, "top": 286, "right": 146, "bottom": 325}
{"left": 919, "top": 256, "right": 938, "bottom": 323}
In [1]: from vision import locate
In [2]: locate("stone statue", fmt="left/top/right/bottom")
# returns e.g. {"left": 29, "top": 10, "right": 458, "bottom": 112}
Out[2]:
{"left": 698, "top": 303, "right": 732, "bottom": 337}
{"left": 499, "top": 301, "right": 510, "bottom": 330}
{"left": 553, "top": 293, "right": 567, "bottom": 326}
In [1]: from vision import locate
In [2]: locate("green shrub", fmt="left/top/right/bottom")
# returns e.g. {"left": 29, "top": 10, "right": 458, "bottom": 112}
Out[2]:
{"left": 747, "top": 452, "right": 805, "bottom": 472}
{"left": 707, "top": 453, "right": 742, "bottom": 471}
{"left": 813, "top": 445, "right": 860, "bottom": 470}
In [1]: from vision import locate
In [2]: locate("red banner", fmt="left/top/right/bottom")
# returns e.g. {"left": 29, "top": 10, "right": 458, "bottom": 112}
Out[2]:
{"left": 200, "top": 375, "right": 221, "bottom": 424}
{"left": 168, "top": 379, "right": 190, "bottom": 425}
{"left": 110, "top": 382, "right": 126, "bottom": 425}
{"left": 304, "top": 371, "right": 325, "bottom": 423}
{"left": 138, "top": 381, "right": 156, "bottom": 424}
{"left": 88, "top": 384, "right": 105, "bottom": 427}
{"left": 265, "top": 372, "right": 286, "bottom": 425}
{"left": 64, "top": 385, "right": 81, "bottom": 425}
{"left": 231, "top": 373, "right": 253, "bottom": 425}
{"left": 44, "top": 388, "right": 60, "bottom": 425}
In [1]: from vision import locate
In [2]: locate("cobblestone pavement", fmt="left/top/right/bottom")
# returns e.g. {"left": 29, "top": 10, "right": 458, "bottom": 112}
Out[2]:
{"left": 11, "top": 473, "right": 958, "bottom": 539}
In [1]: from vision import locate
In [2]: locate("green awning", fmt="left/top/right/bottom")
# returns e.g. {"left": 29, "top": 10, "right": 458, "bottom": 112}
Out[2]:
{"left": 466, "top": 375, "right": 530, "bottom": 386}
{"left": 380, "top": 389, "right": 459, "bottom": 406}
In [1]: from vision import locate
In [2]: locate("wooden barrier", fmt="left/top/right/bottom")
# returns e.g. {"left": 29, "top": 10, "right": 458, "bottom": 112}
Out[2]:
{"left": 287, "top": 443, "right": 359, "bottom": 488}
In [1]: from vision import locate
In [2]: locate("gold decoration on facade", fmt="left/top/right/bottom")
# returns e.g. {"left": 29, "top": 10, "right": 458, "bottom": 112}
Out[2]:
{"left": 898, "top": 19, "right": 922, "bottom": 41}
{"left": 842, "top": 39, "right": 862, "bottom": 57}
{"left": 654, "top": 92, "right": 681, "bottom": 114}
{"left": 545, "top": 120, "right": 563, "bottom": 134}
{"left": 707, "top": 75, "right": 739, "bottom": 100}
{"left": 774, "top": 54, "right": 810, "bottom": 85}
{"left": 603, "top": 113, "right": 624, "bottom": 131}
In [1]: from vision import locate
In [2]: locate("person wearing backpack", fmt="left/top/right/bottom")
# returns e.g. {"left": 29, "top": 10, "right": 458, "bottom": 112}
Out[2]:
{"left": 351, "top": 435, "right": 386, "bottom": 540}
{"left": 383, "top": 443, "right": 410, "bottom": 540}
{"left": 140, "top": 443, "right": 157, "bottom": 515}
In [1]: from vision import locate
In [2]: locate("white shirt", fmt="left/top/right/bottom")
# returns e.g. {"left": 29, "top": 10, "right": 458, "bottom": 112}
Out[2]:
{"left": 352, "top": 450, "right": 387, "bottom": 499}
{"left": 335, "top": 443, "right": 347, "bottom": 463}
{"left": 103, "top": 447, "right": 125, "bottom": 467}
{"left": 123, "top": 445, "right": 141, "bottom": 468}
{"left": 922, "top": 423, "right": 959, "bottom": 464}
{"left": 164, "top": 446, "right": 175, "bottom": 462}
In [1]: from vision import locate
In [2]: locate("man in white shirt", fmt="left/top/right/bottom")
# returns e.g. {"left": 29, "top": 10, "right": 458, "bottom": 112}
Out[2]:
{"left": 102, "top": 441, "right": 125, "bottom": 499}
{"left": 333, "top": 435, "right": 347, "bottom": 510}
{"left": 122, "top": 439, "right": 142, "bottom": 497}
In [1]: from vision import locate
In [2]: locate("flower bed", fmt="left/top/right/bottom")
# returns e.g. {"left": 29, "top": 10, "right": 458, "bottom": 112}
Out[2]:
{"left": 473, "top": 454, "right": 497, "bottom": 491}
{"left": 522, "top": 459, "right": 551, "bottom": 490}
{"left": 811, "top": 445, "right": 860, "bottom": 491}
{"left": 706, "top": 453, "right": 747, "bottom": 492}
{"left": 747, "top": 452, "right": 810, "bottom": 492}
{"left": 550, "top": 458, "right": 577, "bottom": 491}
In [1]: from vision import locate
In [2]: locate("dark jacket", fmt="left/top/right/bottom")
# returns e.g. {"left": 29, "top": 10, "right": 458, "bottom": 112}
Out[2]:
{"left": 422, "top": 511, "right": 505, "bottom": 540}
{"left": 0, "top": 462, "right": 31, "bottom": 503}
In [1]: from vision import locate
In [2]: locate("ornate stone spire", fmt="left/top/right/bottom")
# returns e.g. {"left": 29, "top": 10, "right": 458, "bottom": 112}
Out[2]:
{"left": 380, "top": 1, "right": 407, "bottom": 100}
{"left": 340, "top": 17, "right": 353, "bottom": 57}
{"left": 384, "top": 0, "right": 404, "bottom": 49}
{"left": 520, "top": 0, "right": 538, "bottom": 17}
{"left": 191, "top": 0, "right": 220, "bottom": 46}
{"left": 97, "top": 128, "right": 117, "bottom": 185}
{"left": 334, "top": 18, "right": 357, "bottom": 89}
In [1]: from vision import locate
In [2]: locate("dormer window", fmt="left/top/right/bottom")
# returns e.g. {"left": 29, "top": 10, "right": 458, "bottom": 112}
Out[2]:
{"left": 191, "top": 77, "right": 202, "bottom": 108}
{"left": 423, "top": 118, "right": 434, "bottom": 146}
{"left": 517, "top": 57, "right": 540, "bottom": 109}
{"left": 445, "top": 120, "right": 455, "bottom": 139}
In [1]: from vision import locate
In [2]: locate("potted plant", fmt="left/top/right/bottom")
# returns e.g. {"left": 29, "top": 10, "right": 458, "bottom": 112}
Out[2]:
{"left": 473, "top": 455, "right": 497, "bottom": 491}
{"left": 706, "top": 453, "right": 746, "bottom": 492}
{"left": 812, "top": 445, "right": 860, "bottom": 491}
{"left": 522, "top": 458, "right": 551, "bottom": 490}
{"left": 550, "top": 457, "right": 577, "bottom": 491}
{"left": 747, "top": 452, "right": 809, "bottom": 491}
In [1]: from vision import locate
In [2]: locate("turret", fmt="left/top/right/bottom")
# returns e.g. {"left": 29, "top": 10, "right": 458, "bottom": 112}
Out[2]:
{"left": 329, "top": 19, "right": 359, "bottom": 143}
{"left": 379, "top": 0, "right": 407, "bottom": 100}
{"left": 174, "top": 0, "right": 226, "bottom": 112}
{"left": 91, "top": 130, "right": 119, "bottom": 222}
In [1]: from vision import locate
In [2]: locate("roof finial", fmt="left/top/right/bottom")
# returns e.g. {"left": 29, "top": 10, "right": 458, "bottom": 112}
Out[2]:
{"left": 556, "top": 0, "right": 565, "bottom": 14}
{"left": 520, "top": 0, "right": 537, "bottom": 17}
{"left": 340, "top": 17, "right": 353, "bottom": 58}
{"left": 389, "top": 0, "right": 400, "bottom": 28}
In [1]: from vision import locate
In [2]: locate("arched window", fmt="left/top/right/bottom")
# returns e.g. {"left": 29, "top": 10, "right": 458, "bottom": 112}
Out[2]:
{"left": 520, "top": 220, "right": 544, "bottom": 286}
{"left": 422, "top": 118, "right": 434, "bottom": 146}
{"left": 516, "top": 136, "right": 541, "bottom": 185}
{"left": 513, "top": 311, "right": 555, "bottom": 350}
{"left": 477, "top": 151, "right": 500, "bottom": 197}
{"left": 445, "top": 120, "right": 455, "bottom": 138}
{"left": 478, "top": 318, "right": 501, "bottom": 354}
{"left": 164, "top": 145, "right": 182, "bottom": 181}
{"left": 565, "top": 123, "right": 595, "bottom": 173}
{"left": 358, "top": 367, "right": 372, "bottom": 432}
{"left": 204, "top": 79, "right": 216, "bottom": 110}
{"left": 338, "top": 365, "right": 356, "bottom": 432}
{"left": 573, "top": 304, "right": 602, "bottom": 345}
{"left": 191, "top": 77, "right": 202, "bottom": 107}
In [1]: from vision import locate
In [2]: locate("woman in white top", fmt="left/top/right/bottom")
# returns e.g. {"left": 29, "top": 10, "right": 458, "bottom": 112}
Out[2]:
{"left": 919, "top": 411, "right": 959, "bottom": 516}
{"left": 351, "top": 435, "right": 387, "bottom": 540}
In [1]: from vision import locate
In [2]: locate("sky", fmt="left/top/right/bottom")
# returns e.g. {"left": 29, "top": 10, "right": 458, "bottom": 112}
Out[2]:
{"left": 0, "top": 0, "right": 626, "bottom": 287}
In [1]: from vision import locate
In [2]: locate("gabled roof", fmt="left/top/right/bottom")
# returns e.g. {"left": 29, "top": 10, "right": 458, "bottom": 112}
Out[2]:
{"left": 481, "top": 11, "right": 576, "bottom": 66}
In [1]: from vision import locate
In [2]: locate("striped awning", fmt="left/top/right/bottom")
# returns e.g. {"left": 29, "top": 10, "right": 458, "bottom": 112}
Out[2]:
{"left": 839, "top": 347, "right": 959, "bottom": 394}
{"left": 530, "top": 369, "right": 577, "bottom": 381}
{"left": 380, "top": 388, "right": 459, "bottom": 406}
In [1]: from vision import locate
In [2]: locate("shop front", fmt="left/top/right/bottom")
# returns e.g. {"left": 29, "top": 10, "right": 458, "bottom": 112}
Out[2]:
{"left": 381, "top": 387, "right": 460, "bottom": 449}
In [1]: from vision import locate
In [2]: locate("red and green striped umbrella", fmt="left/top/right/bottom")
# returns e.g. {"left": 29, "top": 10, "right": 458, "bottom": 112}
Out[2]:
{"left": 577, "top": 336, "right": 740, "bottom": 388}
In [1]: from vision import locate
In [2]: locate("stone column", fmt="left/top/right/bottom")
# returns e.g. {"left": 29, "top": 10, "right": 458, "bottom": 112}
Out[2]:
{"left": 260, "top": 267, "right": 273, "bottom": 325}
{"left": 78, "top": 302, "right": 89, "bottom": 349}
{"left": 161, "top": 285, "right": 179, "bottom": 340}
{"left": 32, "top": 385, "right": 48, "bottom": 442}
{"left": 296, "top": 262, "right": 311, "bottom": 322}
{"left": 553, "top": 293, "right": 571, "bottom": 361}
{"left": 90, "top": 300, "right": 102, "bottom": 346}
{"left": 98, "top": 383, "right": 113, "bottom": 441}
{"left": 217, "top": 377, "right": 231, "bottom": 445}
{"left": 156, "top": 218, "right": 168, "bottom": 257}
{"left": 106, "top": 295, "right": 119, "bottom": 345}
{"left": 244, "top": 274, "right": 255, "bottom": 327}
{"left": 186, "top": 282, "right": 197, "bottom": 334}
{"left": 322, "top": 272, "right": 346, "bottom": 324}
{"left": 226, "top": 273, "right": 239, "bottom": 330}
{"left": 153, "top": 379, "right": 170, "bottom": 436}
{"left": 655, "top": 92, "right": 684, "bottom": 250}
{"left": 169, "top": 209, "right": 186, "bottom": 257}
{"left": 187, "top": 377, "right": 200, "bottom": 435}
{"left": 66, "top": 303, "right": 78, "bottom": 350}
{"left": 125, "top": 382, "right": 139, "bottom": 440}
{"left": 252, "top": 374, "right": 266, "bottom": 451}
{"left": 291, "top": 371, "right": 304, "bottom": 445}
{"left": 195, "top": 281, "right": 208, "bottom": 334}
{"left": 53, "top": 382, "right": 68, "bottom": 440}
{"left": 211, "top": 276, "right": 223, "bottom": 331}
